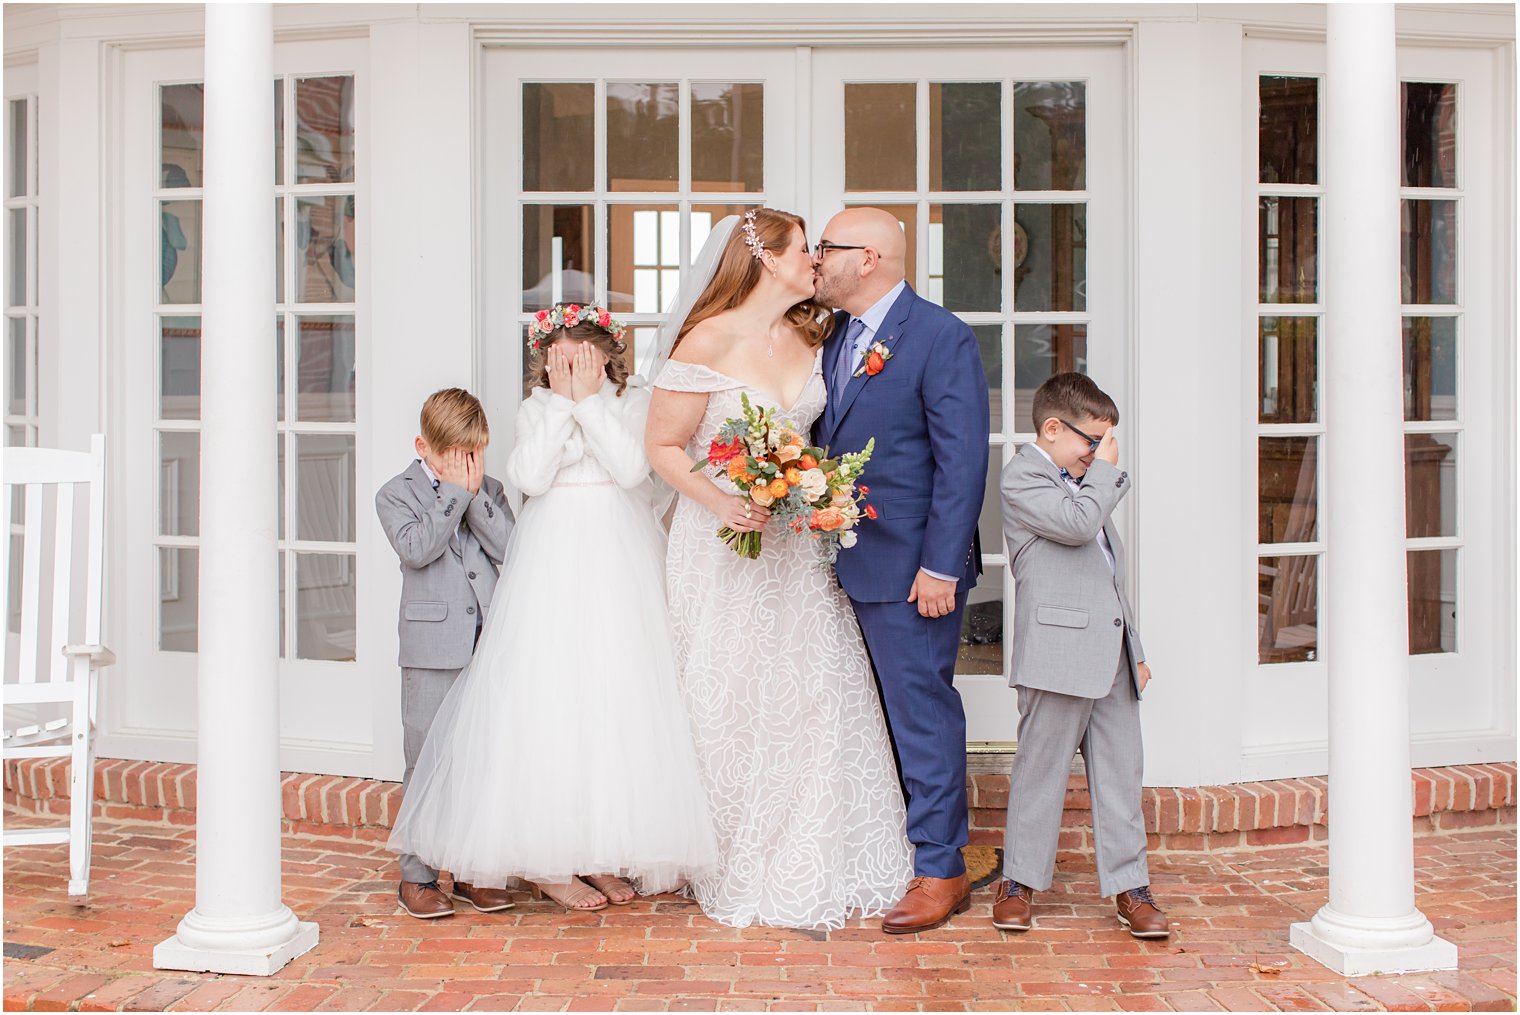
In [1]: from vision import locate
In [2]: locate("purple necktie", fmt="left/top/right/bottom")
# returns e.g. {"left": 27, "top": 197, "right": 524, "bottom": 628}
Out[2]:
{"left": 834, "top": 318, "right": 866, "bottom": 401}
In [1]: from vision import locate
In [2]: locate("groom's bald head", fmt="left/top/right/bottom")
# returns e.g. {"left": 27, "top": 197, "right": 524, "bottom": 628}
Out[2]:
{"left": 812, "top": 207, "right": 909, "bottom": 315}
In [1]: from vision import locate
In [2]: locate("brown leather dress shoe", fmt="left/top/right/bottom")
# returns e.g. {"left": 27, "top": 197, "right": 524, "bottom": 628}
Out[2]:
{"left": 1115, "top": 886, "right": 1170, "bottom": 938}
{"left": 451, "top": 881, "right": 517, "bottom": 913}
{"left": 991, "top": 879, "right": 1033, "bottom": 931}
{"left": 398, "top": 880, "right": 454, "bottom": 919}
{"left": 881, "top": 874, "right": 971, "bottom": 935}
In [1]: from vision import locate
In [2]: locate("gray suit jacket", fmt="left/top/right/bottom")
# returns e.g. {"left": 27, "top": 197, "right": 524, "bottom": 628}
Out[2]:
{"left": 1000, "top": 443, "right": 1146, "bottom": 699}
{"left": 375, "top": 461, "right": 515, "bottom": 670}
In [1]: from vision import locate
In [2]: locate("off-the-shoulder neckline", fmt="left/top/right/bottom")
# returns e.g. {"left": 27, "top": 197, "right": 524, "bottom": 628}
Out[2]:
{"left": 661, "top": 348, "right": 822, "bottom": 414}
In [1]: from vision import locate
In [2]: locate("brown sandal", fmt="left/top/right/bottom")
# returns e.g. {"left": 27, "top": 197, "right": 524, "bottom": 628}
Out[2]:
{"left": 581, "top": 874, "right": 637, "bottom": 905}
{"left": 530, "top": 877, "right": 608, "bottom": 912}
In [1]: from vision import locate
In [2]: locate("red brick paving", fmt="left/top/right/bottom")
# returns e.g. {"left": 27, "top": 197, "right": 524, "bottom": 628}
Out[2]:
{"left": 2, "top": 808, "right": 1514, "bottom": 1012}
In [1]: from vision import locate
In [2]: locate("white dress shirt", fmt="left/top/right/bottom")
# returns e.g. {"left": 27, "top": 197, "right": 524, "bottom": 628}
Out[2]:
{"left": 1031, "top": 443, "right": 1115, "bottom": 574}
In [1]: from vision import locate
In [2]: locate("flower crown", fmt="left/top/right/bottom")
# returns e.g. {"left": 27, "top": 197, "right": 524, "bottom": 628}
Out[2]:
{"left": 741, "top": 209, "right": 767, "bottom": 260}
{"left": 530, "top": 303, "right": 627, "bottom": 352}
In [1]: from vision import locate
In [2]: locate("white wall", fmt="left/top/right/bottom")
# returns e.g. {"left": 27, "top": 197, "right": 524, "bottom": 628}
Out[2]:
{"left": 4, "top": 3, "right": 1514, "bottom": 786}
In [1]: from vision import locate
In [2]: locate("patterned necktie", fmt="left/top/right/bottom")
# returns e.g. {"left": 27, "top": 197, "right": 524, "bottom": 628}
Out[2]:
{"left": 834, "top": 318, "right": 867, "bottom": 401}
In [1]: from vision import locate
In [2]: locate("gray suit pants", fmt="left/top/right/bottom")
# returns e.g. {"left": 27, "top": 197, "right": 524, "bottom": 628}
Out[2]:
{"left": 398, "top": 666, "right": 461, "bottom": 883}
{"left": 1003, "top": 648, "right": 1149, "bottom": 898}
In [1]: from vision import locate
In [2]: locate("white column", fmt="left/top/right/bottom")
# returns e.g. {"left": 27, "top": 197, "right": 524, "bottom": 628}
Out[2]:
{"left": 154, "top": 3, "right": 318, "bottom": 976}
{"left": 1289, "top": 3, "right": 1455, "bottom": 976}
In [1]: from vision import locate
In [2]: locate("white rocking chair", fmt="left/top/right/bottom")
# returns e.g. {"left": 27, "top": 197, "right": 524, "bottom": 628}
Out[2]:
{"left": 3, "top": 434, "right": 114, "bottom": 900}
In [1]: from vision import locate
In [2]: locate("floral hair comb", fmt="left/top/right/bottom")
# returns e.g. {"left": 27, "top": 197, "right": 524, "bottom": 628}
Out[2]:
{"left": 741, "top": 209, "right": 767, "bottom": 260}
{"left": 530, "top": 303, "right": 628, "bottom": 352}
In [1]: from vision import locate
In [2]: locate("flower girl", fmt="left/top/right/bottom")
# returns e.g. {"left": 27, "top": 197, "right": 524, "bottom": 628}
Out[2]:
{"left": 387, "top": 304, "right": 717, "bottom": 911}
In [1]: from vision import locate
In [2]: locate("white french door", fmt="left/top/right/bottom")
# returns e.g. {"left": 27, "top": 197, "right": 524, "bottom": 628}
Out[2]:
{"left": 112, "top": 41, "right": 372, "bottom": 774}
{"left": 811, "top": 46, "right": 1128, "bottom": 745}
{"left": 482, "top": 43, "right": 1128, "bottom": 748}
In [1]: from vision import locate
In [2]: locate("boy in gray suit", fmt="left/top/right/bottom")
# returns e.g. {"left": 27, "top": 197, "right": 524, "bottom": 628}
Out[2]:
{"left": 993, "top": 373, "right": 1169, "bottom": 938}
{"left": 375, "top": 387, "right": 516, "bottom": 919}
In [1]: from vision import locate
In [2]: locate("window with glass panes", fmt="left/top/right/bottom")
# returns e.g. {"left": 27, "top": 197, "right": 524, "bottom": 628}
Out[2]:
{"left": 520, "top": 80, "right": 764, "bottom": 378}
{"left": 154, "top": 75, "right": 358, "bottom": 661}
{"left": 1256, "top": 75, "right": 1322, "bottom": 664}
{"left": 5, "top": 90, "right": 38, "bottom": 639}
{"left": 1400, "top": 80, "right": 1460, "bottom": 655}
{"left": 838, "top": 79, "right": 1091, "bottom": 678}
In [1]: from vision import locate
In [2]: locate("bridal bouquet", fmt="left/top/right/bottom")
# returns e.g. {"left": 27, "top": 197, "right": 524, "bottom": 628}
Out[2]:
{"left": 693, "top": 393, "right": 876, "bottom": 562}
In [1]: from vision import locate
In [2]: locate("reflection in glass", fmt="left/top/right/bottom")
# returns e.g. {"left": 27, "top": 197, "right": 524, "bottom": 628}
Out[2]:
{"left": 607, "top": 83, "right": 678, "bottom": 192}
{"left": 845, "top": 83, "right": 916, "bottom": 192}
{"left": 1405, "top": 432, "right": 1456, "bottom": 538}
{"left": 960, "top": 563, "right": 1003, "bottom": 675}
{"left": 296, "top": 195, "right": 355, "bottom": 303}
{"left": 931, "top": 83, "right": 1000, "bottom": 192}
{"left": 278, "top": 553, "right": 286, "bottom": 659}
{"left": 691, "top": 204, "right": 750, "bottom": 262}
{"left": 1015, "top": 324, "right": 1087, "bottom": 431}
{"left": 1401, "top": 200, "right": 1457, "bottom": 304}
{"left": 1259, "top": 76, "right": 1317, "bottom": 185}
{"left": 158, "top": 430, "right": 200, "bottom": 537}
{"left": 1258, "top": 197, "right": 1316, "bottom": 303}
{"left": 1258, "top": 554, "right": 1317, "bottom": 663}
{"left": 1408, "top": 549, "right": 1456, "bottom": 654}
{"left": 277, "top": 433, "right": 285, "bottom": 540}
{"left": 523, "top": 205, "right": 593, "bottom": 311}
{"left": 523, "top": 83, "right": 594, "bottom": 192}
{"left": 692, "top": 83, "right": 763, "bottom": 193}
{"left": 296, "top": 433, "right": 356, "bottom": 542}
{"left": 1013, "top": 81, "right": 1086, "bottom": 191}
{"left": 1014, "top": 203, "right": 1085, "bottom": 312}
{"left": 160, "top": 200, "right": 202, "bottom": 304}
{"left": 1401, "top": 82, "right": 1457, "bottom": 189}
{"left": 275, "top": 198, "right": 284, "bottom": 304}
{"left": 929, "top": 204, "right": 1001, "bottom": 312}
{"left": 8, "top": 207, "right": 25, "bottom": 307}
{"left": 159, "top": 547, "right": 199, "bottom": 652}
{"left": 296, "top": 553, "right": 356, "bottom": 661}
{"left": 608, "top": 205, "right": 680, "bottom": 314}
{"left": 276, "top": 317, "right": 285, "bottom": 422}
{"left": 160, "top": 83, "right": 204, "bottom": 189}
{"left": 1403, "top": 317, "right": 1457, "bottom": 421}
{"left": 294, "top": 76, "right": 355, "bottom": 184}
{"left": 296, "top": 316, "right": 356, "bottom": 422}
{"left": 9, "top": 98, "right": 27, "bottom": 198}
{"left": 1258, "top": 436, "right": 1317, "bottom": 544}
{"left": 274, "top": 80, "right": 283, "bottom": 186}
{"left": 160, "top": 316, "right": 201, "bottom": 420}
{"left": 1258, "top": 317, "right": 1317, "bottom": 424}
{"left": 972, "top": 324, "right": 1002, "bottom": 430}
{"left": 7, "top": 317, "right": 25, "bottom": 415}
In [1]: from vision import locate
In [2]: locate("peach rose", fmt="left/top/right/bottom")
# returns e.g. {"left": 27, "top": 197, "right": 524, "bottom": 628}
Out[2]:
{"left": 813, "top": 506, "right": 846, "bottom": 532}
{"left": 775, "top": 443, "right": 802, "bottom": 464}
{"left": 749, "top": 485, "right": 776, "bottom": 507}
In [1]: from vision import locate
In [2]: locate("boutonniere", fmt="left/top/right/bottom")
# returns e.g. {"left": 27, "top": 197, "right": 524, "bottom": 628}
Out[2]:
{"left": 854, "top": 341, "right": 894, "bottom": 378}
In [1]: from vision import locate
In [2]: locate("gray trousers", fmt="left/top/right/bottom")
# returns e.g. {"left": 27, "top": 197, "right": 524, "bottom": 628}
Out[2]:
{"left": 398, "top": 666, "right": 461, "bottom": 884}
{"left": 1003, "top": 648, "right": 1149, "bottom": 898}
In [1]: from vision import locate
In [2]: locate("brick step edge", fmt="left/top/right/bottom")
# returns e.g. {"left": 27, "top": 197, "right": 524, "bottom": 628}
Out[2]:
{"left": 4, "top": 757, "right": 1514, "bottom": 852}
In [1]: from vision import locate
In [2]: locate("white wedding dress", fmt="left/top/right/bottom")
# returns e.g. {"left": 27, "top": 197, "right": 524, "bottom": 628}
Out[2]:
{"left": 386, "top": 382, "right": 717, "bottom": 892}
{"left": 654, "top": 350, "right": 913, "bottom": 930}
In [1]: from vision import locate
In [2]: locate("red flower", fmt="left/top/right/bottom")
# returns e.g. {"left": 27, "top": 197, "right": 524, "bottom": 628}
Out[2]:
{"left": 597, "top": 309, "right": 612, "bottom": 328}
{"left": 534, "top": 309, "right": 550, "bottom": 323}
{"left": 707, "top": 437, "right": 744, "bottom": 465}
{"left": 864, "top": 504, "right": 878, "bottom": 520}
{"left": 858, "top": 485, "right": 869, "bottom": 495}
{"left": 865, "top": 350, "right": 886, "bottom": 376}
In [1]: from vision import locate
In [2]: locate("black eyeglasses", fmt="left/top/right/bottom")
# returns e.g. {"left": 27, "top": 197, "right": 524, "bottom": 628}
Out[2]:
{"left": 813, "top": 241, "right": 869, "bottom": 259}
{"left": 1060, "top": 419, "right": 1103, "bottom": 453}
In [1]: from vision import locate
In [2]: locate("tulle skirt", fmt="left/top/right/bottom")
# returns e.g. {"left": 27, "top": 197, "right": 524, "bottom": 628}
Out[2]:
{"left": 387, "top": 481, "right": 718, "bottom": 892}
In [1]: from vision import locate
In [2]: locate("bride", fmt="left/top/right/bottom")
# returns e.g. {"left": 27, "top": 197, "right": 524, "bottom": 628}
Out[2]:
{"left": 644, "top": 209, "right": 912, "bottom": 930}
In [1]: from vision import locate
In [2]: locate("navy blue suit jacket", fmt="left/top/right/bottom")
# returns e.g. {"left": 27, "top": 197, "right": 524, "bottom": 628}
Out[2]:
{"left": 814, "top": 284, "right": 990, "bottom": 603}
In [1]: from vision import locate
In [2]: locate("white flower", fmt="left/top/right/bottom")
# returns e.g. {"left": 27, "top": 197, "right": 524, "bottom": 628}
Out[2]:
{"left": 840, "top": 529, "right": 858, "bottom": 548}
{"left": 798, "top": 468, "right": 828, "bottom": 500}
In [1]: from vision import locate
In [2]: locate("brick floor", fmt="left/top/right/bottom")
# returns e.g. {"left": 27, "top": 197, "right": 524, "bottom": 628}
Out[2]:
{"left": 2, "top": 809, "right": 1514, "bottom": 1012}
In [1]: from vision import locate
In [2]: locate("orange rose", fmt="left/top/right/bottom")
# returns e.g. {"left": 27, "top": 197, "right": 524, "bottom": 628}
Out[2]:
{"left": 865, "top": 350, "right": 886, "bottom": 375}
{"left": 799, "top": 454, "right": 818, "bottom": 470}
{"left": 726, "top": 456, "right": 751, "bottom": 481}
{"left": 768, "top": 478, "right": 790, "bottom": 499}
{"left": 813, "top": 506, "right": 846, "bottom": 532}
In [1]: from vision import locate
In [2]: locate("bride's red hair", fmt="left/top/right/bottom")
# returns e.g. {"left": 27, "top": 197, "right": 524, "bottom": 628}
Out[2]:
{"left": 674, "top": 208, "right": 834, "bottom": 352}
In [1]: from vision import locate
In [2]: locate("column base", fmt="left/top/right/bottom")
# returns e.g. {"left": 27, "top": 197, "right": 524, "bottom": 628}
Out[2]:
{"left": 1291, "top": 906, "right": 1457, "bottom": 976}
{"left": 154, "top": 911, "right": 318, "bottom": 976}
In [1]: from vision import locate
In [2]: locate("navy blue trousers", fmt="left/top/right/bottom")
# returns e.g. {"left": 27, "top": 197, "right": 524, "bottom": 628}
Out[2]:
{"left": 851, "top": 589, "right": 970, "bottom": 879}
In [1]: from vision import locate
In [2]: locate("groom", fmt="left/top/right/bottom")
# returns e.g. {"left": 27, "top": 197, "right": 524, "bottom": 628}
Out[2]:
{"left": 812, "top": 207, "right": 990, "bottom": 933}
